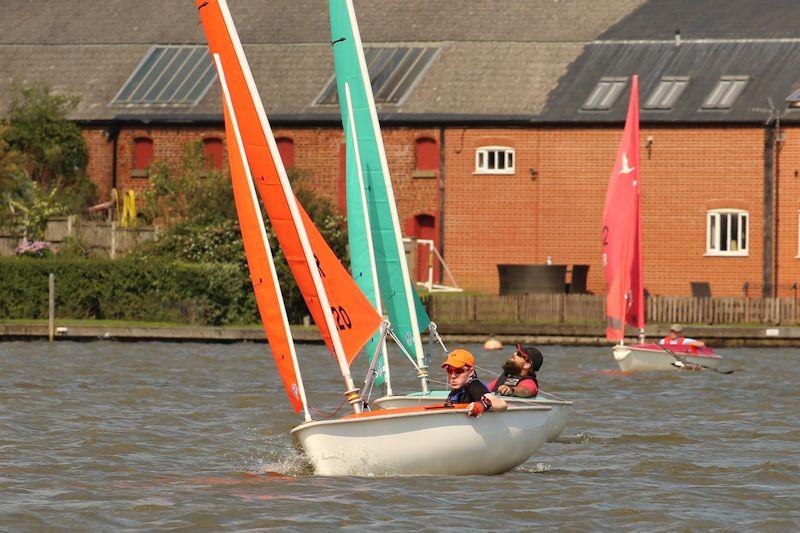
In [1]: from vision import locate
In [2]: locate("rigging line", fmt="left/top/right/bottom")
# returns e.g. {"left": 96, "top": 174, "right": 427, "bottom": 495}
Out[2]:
{"left": 538, "top": 390, "right": 569, "bottom": 402}
{"left": 309, "top": 398, "right": 347, "bottom": 419}
{"left": 429, "top": 321, "right": 448, "bottom": 353}
{"left": 386, "top": 328, "right": 422, "bottom": 370}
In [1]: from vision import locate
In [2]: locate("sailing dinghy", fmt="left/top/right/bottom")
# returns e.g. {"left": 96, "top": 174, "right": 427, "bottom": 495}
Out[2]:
{"left": 198, "top": 0, "right": 551, "bottom": 476}
{"left": 603, "top": 76, "right": 724, "bottom": 372}
{"left": 327, "top": 0, "right": 570, "bottom": 440}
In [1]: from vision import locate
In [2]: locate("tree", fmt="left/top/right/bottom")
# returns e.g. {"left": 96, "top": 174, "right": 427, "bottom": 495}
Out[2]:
{"left": 134, "top": 142, "right": 349, "bottom": 322}
{"left": 3, "top": 81, "right": 95, "bottom": 214}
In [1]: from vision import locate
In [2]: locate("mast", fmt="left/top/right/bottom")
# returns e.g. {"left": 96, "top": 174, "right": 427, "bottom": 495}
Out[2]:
{"left": 343, "top": 82, "right": 393, "bottom": 395}
{"left": 215, "top": 54, "right": 310, "bottom": 421}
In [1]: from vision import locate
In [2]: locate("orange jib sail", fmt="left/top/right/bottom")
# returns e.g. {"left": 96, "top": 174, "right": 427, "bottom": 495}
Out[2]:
{"left": 222, "top": 91, "right": 304, "bottom": 413}
{"left": 198, "top": 0, "right": 381, "bottom": 364}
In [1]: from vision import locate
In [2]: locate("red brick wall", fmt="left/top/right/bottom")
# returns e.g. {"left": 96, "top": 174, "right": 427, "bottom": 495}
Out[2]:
{"left": 81, "top": 127, "right": 115, "bottom": 202}
{"left": 442, "top": 127, "right": 540, "bottom": 292}
{"left": 82, "top": 123, "right": 440, "bottom": 241}
{"left": 776, "top": 126, "right": 800, "bottom": 297}
{"left": 81, "top": 121, "right": 785, "bottom": 299}
{"left": 441, "top": 125, "right": 766, "bottom": 296}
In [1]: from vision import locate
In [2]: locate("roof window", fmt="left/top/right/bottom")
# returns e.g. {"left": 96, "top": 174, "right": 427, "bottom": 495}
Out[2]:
{"left": 701, "top": 76, "right": 748, "bottom": 110}
{"left": 785, "top": 88, "right": 800, "bottom": 108}
{"left": 582, "top": 77, "right": 628, "bottom": 111}
{"left": 644, "top": 77, "right": 689, "bottom": 110}
{"left": 316, "top": 47, "right": 439, "bottom": 105}
{"left": 112, "top": 45, "right": 216, "bottom": 107}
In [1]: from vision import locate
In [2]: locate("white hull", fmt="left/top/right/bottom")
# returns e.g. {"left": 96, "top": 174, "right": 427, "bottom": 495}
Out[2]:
{"left": 372, "top": 393, "right": 571, "bottom": 442}
{"left": 291, "top": 405, "right": 550, "bottom": 476}
{"left": 612, "top": 345, "right": 722, "bottom": 372}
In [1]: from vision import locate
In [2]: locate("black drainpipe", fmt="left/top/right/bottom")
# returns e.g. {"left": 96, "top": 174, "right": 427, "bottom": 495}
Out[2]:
{"left": 763, "top": 126, "right": 774, "bottom": 298}
{"left": 437, "top": 125, "right": 446, "bottom": 285}
{"left": 108, "top": 122, "right": 120, "bottom": 192}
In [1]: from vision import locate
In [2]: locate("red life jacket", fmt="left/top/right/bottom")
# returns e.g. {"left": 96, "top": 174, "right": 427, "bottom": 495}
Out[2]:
{"left": 661, "top": 336, "right": 686, "bottom": 345}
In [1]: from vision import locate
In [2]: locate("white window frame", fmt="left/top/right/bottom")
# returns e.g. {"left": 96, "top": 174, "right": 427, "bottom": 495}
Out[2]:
{"left": 706, "top": 209, "right": 749, "bottom": 256}
{"left": 474, "top": 146, "right": 515, "bottom": 175}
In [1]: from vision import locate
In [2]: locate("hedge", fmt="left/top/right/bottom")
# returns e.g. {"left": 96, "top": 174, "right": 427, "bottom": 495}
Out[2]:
{"left": 0, "top": 257, "right": 261, "bottom": 325}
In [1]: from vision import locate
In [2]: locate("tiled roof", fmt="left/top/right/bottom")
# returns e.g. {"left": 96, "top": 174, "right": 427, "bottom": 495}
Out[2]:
{"left": 540, "top": 41, "right": 800, "bottom": 123}
{"left": 0, "top": 0, "right": 642, "bottom": 121}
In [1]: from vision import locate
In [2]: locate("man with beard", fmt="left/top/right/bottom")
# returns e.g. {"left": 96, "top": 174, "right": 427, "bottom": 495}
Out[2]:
{"left": 488, "top": 344, "right": 543, "bottom": 398}
{"left": 442, "top": 349, "right": 507, "bottom": 417}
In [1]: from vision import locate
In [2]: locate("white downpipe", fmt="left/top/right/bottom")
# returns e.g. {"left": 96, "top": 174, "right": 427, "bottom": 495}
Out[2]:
{"left": 215, "top": 55, "right": 310, "bottom": 422}
{"left": 344, "top": 0, "right": 427, "bottom": 392}
{"left": 218, "top": 0, "right": 361, "bottom": 412}
{"left": 344, "top": 82, "right": 393, "bottom": 396}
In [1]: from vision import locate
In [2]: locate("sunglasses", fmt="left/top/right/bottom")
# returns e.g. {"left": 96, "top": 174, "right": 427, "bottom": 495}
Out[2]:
{"left": 445, "top": 366, "right": 469, "bottom": 376}
{"left": 514, "top": 351, "right": 531, "bottom": 363}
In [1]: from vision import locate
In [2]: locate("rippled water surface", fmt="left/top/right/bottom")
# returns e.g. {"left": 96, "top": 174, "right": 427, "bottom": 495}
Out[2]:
{"left": 1, "top": 341, "right": 798, "bottom": 530}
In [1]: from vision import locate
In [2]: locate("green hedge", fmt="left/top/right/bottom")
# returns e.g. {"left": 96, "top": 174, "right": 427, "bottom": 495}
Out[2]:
{"left": 0, "top": 257, "right": 261, "bottom": 325}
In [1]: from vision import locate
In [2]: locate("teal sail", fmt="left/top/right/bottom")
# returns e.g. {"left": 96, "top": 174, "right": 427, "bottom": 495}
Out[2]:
{"left": 329, "top": 0, "right": 432, "bottom": 384}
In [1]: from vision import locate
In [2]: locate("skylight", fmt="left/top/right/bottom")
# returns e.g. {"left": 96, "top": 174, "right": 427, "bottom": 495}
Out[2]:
{"left": 701, "top": 76, "right": 749, "bottom": 110}
{"left": 316, "top": 47, "right": 439, "bottom": 105}
{"left": 582, "top": 78, "right": 628, "bottom": 111}
{"left": 644, "top": 77, "right": 689, "bottom": 110}
{"left": 112, "top": 45, "right": 216, "bottom": 107}
{"left": 786, "top": 88, "right": 800, "bottom": 108}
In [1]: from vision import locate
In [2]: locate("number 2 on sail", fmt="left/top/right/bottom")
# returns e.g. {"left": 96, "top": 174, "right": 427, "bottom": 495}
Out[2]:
{"left": 330, "top": 306, "right": 352, "bottom": 330}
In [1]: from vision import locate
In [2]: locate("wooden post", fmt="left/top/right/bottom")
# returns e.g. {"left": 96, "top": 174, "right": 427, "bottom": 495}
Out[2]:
{"left": 48, "top": 273, "right": 55, "bottom": 342}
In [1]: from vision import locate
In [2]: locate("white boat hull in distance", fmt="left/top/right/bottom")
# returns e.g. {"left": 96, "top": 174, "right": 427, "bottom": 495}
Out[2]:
{"left": 372, "top": 392, "right": 571, "bottom": 443}
{"left": 612, "top": 343, "right": 723, "bottom": 372}
{"left": 291, "top": 405, "right": 551, "bottom": 476}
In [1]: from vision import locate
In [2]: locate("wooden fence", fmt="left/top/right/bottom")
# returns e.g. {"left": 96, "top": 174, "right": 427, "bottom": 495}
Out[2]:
{"left": 425, "top": 293, "right": 800, "bottom": 326}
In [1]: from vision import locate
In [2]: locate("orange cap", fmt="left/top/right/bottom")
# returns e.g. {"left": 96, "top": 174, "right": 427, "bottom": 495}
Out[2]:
{"left": 441, "top": 349, "right": 475, "bottom": 369}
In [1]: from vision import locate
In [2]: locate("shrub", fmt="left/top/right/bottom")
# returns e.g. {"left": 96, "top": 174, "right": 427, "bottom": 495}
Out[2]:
{"left": 0, "top": 257, "right": 258, "bottom": 325}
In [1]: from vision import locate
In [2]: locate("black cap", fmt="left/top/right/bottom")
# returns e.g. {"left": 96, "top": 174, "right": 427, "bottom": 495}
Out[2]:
{"left": 515, "top": 344, "right": 543, "bottom": 372}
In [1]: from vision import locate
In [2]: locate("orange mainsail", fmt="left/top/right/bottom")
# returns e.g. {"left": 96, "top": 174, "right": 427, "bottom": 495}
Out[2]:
{"left": 198, "top": 0, "right": 381, "bottom": 365}
{"left": 221, "top": 81, "right": 305, "bottom": 414}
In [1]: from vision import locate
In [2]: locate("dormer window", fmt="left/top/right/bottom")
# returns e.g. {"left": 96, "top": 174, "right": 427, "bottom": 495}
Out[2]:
{"left": 702, "top": 76, "right": 748, "bottom": 110}
{"left": 582, "top": 77, "right": 627, "bottom": 111}
{"left": 475, "top": 146, "right": 514, "bottom": 175}
{"left": 644, "top": 77, "right": 689, "bottom": 110}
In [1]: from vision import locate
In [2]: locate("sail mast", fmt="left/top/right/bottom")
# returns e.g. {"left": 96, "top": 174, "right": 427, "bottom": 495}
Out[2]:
{"left": 343, "top": 82, "right": 393, "bottom": 395}
{"left": 215, "top": 54, "right": 310, "bottom": 421}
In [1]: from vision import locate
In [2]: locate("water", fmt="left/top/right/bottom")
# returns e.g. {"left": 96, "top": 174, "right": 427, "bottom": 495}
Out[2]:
{"left": 1, "top": 341, "right": 798, "bottom": 530}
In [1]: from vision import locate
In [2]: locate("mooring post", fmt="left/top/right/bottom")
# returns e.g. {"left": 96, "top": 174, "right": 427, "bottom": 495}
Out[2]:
{"left": 48, "top": 273, "right": 55, "bottom": 342}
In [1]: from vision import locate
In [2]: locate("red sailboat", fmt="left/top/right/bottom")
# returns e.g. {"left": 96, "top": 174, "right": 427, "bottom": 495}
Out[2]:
{"left": 604, "top": 76, "right": 722, "bottom": 372}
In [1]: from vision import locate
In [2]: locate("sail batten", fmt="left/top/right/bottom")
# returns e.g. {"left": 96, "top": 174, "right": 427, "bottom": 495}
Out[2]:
{"left": 602, "top": 75, "right": 645, "bottom": 342}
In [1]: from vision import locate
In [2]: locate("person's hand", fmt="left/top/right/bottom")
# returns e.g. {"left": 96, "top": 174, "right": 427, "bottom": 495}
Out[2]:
{"left": 497, "top": 384, "right": 513, "bottom": 396}
{"left": 467, "top": 401, "right": 485, "bottom": 417}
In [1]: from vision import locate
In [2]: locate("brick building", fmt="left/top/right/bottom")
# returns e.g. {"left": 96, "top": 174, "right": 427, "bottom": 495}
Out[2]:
{"left": 2, "top": 0, "right": 800, "bottom": 297}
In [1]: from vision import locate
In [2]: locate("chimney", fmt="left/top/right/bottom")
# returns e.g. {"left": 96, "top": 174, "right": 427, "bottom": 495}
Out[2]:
{"left": 675, "top": 29, "right": 681, "bottom": 46}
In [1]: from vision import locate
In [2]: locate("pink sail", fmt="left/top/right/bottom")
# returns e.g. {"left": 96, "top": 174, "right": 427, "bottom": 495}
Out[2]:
{"left": 602, "top": 75, "right": 644, "bottom": 341}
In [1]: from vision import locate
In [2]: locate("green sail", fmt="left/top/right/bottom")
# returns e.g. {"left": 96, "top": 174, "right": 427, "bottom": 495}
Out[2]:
{"left": 329, "top": 0, "right": 431, "bottom": 380}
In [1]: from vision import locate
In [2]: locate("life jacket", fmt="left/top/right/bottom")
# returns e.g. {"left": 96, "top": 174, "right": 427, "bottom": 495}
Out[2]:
{"left": 491, "top": 371, "right": 538, "bottom": 392}
{"left": 446, "top": 376, "right": 485, "bottom": 404}
{"left": 661, "top": 336, "right": 686, "bottom": 345}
